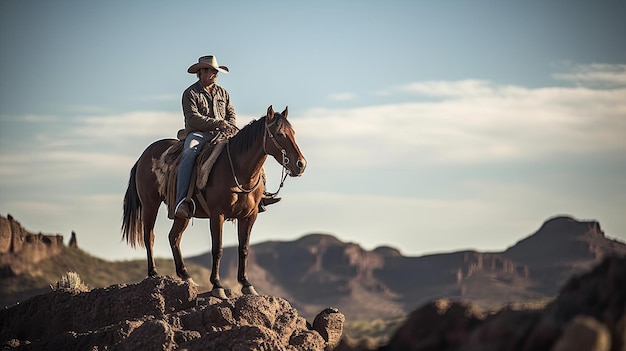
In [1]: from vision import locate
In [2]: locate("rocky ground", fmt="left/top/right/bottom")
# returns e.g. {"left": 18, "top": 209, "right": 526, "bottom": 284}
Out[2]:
{"left": 337, "top": 255, "right": 626, "bottom": 351}
{"left": 2, "top": 213, "right": 626, "bottom": 350}
{"left": 0, "top": 276, "right": 344, "bottom": 351}
{"left": 3, "top": 255, "right": 624, "bottom": 351}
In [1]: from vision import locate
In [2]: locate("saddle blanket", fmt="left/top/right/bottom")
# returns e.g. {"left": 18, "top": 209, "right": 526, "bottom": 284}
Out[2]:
{"left": 151, "top": 138, "right": 226, "bottom": 219}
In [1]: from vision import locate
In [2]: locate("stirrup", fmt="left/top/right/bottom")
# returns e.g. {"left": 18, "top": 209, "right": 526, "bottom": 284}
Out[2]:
{"left": 188, "top": 199, "right": 196, "bottom": 214}
{"left": 174, "top": 199, "right": 196, "bottom": 218}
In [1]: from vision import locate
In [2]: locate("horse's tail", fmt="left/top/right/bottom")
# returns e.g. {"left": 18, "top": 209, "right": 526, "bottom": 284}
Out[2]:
{"left": 121, "top": 161, "right": 144, "bottom": 248}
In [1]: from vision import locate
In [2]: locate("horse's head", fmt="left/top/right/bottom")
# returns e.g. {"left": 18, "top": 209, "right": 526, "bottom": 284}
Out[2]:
{"left": 264, "top": 105, "right": 306, "bottom": 177}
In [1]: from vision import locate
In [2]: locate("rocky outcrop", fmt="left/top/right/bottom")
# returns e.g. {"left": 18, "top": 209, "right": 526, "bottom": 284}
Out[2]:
{"left": 337, "top": 255, "right": 626, "bottom": 351}
{"left": 456, "top": 251, "right": 529, "bottom": 281}
{"left": 68, "top": 231, "right": 78, "bottom": 248}
{"left": 0, "top": 214, "right": 67, "bottom": 276}
{"left": 504, "top": 215, "right": 609, "bottom": 264}
{"left": 503, "top": 215, "right": 626, "bottom": 296}
{"left": 186, "top": 215, "right": 626, "bottom": 322}
{"left": 0, "top": 276, "right": 345, "bottom": 351}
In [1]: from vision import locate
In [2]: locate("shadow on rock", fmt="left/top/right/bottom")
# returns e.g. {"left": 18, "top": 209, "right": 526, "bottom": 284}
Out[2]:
{"left": 1, "top": 276, "right": 344, "bottom": 351}
{"left": 336, "top": 255, "right": 626, "bottom": 351}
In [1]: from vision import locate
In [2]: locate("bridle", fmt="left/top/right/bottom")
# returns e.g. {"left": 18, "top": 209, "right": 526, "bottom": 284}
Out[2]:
{"left": 226, "top": 117, "right": 292, "bottom": 195}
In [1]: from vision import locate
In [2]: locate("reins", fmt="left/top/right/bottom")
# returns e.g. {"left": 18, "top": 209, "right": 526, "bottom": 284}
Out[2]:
{"left": 226, "top": 117, "right": 290, "bottom": 196}
{"left": 226, "top": 141, "right": 262, "bottom": 193}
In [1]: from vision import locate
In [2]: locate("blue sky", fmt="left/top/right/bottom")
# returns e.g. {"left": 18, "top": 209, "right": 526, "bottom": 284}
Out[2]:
{"left": 1, "top": 1, "right": 625, "bottom": 261}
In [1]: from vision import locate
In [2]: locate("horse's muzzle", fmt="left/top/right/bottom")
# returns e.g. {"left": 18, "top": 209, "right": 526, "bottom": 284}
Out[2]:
{"left": 291, "top": 158, "right": 307, "bottom": 177}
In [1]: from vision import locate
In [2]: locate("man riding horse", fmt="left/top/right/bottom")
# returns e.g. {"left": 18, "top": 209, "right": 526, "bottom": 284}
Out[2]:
{"left": 175, "top": 55, "right": 280, "bottom": 218}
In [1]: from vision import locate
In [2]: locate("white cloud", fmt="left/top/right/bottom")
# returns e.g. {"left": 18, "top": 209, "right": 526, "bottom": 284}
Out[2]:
{"left": 0, "top": 150, "right": 137, "bottom": 184}
{"left": 294, "top": 81, "right": 626, "bottom": 168}
{"left": 3, "top": 76, "right": 625, "bottom": 187}
{"left": 69, "top": 111, "right": 182, "bottom": 139}
{"left": 553, "top": 63, "right": 626, "bottom": 88}
{"left": 0, "top": 111, "right": 181, "bottom": 188}
{"left": 397, "top": 79, "right": 496, "bottom": 98}
{"left": 12, "top": 71, "right": 621, "bottom": 182}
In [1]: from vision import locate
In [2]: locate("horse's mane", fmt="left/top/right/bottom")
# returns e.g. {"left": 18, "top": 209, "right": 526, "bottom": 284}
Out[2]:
{"left": 228, "top": 114, "right": 292, "bottom": 155}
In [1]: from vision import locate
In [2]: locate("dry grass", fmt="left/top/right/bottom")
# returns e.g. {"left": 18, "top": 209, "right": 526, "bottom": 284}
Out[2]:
{"left": 51, "top": 272, "right": 90, "bottom": 293}
{"left": 342, "top": 317, "right": 406, "bottom": 348}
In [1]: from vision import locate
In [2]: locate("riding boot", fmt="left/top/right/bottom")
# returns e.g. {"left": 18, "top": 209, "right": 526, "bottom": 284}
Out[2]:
{"left": 175, "top": 153, "right": 194, "bottom": 219}
{"left": 258, "top": 193, "right": 281, "bottom": 213}
{"left": 175, "top": 200, "right": 191, "bottom": 218}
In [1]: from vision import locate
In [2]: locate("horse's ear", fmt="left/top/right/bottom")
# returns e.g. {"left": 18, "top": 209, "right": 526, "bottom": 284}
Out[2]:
{"left": 282, "top": 106, "right": 288, "bottom": 118}
{"left": 267, "top": 105, "right": 275, "bottom": 122}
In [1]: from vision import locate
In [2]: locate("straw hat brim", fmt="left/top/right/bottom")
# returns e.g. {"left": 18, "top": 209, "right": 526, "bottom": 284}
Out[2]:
{"left": 187, "top": 63, "right": 229, "bottom": 74}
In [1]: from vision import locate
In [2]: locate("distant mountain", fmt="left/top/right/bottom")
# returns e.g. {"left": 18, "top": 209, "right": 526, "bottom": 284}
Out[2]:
{"left": 187, "top": 215, "right": 626, "bottom": 320}
{"left": 2, "top": 213, "right": 625, "bottom": 323}
{"left": 503, "top": 215, "right": 625, "bottom": 294}
{"left": 0, "top": 214, "right": 212, "bottom": 308}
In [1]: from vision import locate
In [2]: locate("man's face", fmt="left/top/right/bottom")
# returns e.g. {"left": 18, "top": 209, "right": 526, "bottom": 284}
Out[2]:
{"left": 199, "top": 67, "right": 218, "bottom": 86}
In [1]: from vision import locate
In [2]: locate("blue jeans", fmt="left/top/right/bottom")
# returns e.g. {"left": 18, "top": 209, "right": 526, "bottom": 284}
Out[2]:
{"left": 176, "top": 131, "right": 216, "bottom": 205}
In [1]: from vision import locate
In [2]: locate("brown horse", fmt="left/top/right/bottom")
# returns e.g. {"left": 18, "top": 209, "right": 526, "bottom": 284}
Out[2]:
{"left": 121, "top": 106, "right": 306, "bottom": 298}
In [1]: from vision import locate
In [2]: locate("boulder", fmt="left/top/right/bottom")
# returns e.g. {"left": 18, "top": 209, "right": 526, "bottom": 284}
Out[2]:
{"left": 0, "top": 276, "right": 344, "bottom": 351}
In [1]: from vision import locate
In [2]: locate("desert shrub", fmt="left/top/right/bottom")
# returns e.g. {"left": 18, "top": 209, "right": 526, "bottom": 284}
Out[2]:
{"left": 343, "top": 317, "right": 406, "bottom": 347}
{"left": 50, "top": 271, "right": 90, "bottom": 293}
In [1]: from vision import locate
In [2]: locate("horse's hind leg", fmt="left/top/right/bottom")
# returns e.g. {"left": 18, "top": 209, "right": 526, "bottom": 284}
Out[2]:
{"left": 142, "top": 204, "right": 159, "bottom": 277}
{"left": 168, "top": 218, "right": 194, "bottom": 283}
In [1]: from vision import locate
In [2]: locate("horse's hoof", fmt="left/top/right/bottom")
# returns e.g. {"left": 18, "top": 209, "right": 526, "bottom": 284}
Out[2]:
{"left": 186, "top": 278, "right": 199, "bottom": 287}
{"left": 211, "top": 288, "right": 227, "bottom": 299}
{"left": 242, "top": 285, "right": 259, "bottom": 295}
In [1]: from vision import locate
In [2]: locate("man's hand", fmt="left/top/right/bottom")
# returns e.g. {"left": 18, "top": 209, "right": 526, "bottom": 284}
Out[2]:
{"left": 218, "top": 120, "right": 238, "bottom": 137}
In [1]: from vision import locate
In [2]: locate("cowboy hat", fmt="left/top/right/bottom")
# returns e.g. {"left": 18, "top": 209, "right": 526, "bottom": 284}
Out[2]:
{"left": 187, "top": 55, "right": 229, "bottom": 74}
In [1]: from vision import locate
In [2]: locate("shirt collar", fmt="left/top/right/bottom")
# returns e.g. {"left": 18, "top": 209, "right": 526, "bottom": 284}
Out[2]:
{"left": 195, "top": 80, "right": 220, "bottom": 94}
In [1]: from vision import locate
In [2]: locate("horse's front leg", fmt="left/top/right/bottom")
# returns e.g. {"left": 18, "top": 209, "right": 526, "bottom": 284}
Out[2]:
{"left": 238, "top": 215, "right": 259, "bottom": 295}
{"left": 209, "top": 213, "right": 227, "bottom": 299}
